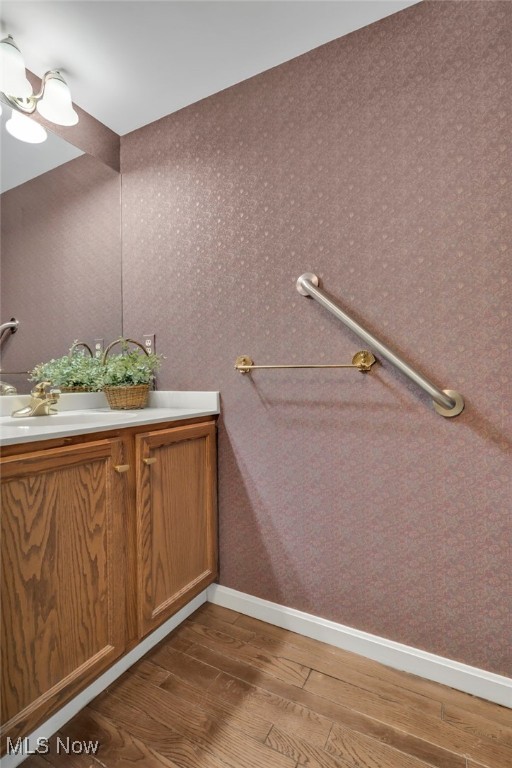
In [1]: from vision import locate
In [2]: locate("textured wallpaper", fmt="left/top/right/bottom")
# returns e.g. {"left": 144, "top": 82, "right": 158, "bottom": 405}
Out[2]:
{"left": 1, "top": 153, "right": 122, "bottom": 393}
{"left": 121, "top": 0, "right": 511, "bottom": 675}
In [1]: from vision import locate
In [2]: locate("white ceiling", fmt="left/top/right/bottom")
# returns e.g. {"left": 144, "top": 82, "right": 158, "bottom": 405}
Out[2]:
{"left": 1, "top": 1, "right": 420, "bottom": 137}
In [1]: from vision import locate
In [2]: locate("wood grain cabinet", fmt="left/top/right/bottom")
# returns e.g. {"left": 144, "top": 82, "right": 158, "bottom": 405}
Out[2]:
{"left": 0, "top": 417, "right": 217, "bottom": 748}
{"left": 135, "top": 421, "right": 217, "bottom": 637}
{"left": 1, "top": 438, "right": 127, "bottom": 744}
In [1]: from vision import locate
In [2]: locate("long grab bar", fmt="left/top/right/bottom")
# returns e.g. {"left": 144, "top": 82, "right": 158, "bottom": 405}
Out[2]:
{"left": 296, "top": 273, "right": 464, "bottom": 418}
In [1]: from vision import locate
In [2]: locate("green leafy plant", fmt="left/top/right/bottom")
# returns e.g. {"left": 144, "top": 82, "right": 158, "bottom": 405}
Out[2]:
{"left": 100, "top": 342, "right": 163, "bottom": 388}
{"left": 30, "top": 346, "right": 103, "bottom": 391}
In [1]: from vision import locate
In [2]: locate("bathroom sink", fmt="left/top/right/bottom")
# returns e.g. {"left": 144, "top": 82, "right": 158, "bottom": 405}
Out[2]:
{"left": 3, "top": 410, "right": 139, "bottom": 427}
{"left": 0, "top": 394, "right": 220, "bottom": 446}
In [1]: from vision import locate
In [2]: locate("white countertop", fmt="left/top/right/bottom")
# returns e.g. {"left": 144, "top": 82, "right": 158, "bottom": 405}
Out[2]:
{"left": 0, "top": 391, "right": 220, "bottom": 447}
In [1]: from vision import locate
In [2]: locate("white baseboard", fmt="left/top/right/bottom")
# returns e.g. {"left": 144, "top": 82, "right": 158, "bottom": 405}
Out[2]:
{"left": 0, "top": 590, "right": 208, "bottom": 768}
{"left": 207, "top": 584, "right": 512, "bottom": 709}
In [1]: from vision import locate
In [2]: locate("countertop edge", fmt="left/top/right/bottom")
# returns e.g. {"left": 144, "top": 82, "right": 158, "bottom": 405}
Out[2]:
{"left": 0, "top": 408, "right": 219, "bottom": 447}
{"left": 0, "top": 391, "right": 220, "bottom": 447}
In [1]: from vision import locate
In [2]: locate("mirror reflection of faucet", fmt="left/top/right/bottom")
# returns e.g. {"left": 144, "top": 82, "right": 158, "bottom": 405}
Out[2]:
{"left": 0, "top": 381, "right": 17, "bottom": 395}
{"left": 11, "top": 382, "right": 60, "bottom": 418}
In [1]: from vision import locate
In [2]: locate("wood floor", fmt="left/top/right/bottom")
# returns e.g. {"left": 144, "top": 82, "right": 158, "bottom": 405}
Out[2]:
{"left": 23, "top": 603, "right": 512, "bottom": 768}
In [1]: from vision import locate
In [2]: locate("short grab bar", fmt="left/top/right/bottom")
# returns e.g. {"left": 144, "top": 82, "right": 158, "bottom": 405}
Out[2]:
{"left": 296, "top": 273, "right": 464, "bottom": 418}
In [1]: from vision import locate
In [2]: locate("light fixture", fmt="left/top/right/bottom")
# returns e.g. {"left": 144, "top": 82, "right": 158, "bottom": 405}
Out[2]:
{"left": 36, "top": 70, "right": 78, "bottom": 126}
{"left": 6, "top": 108, "right": 47, "bottom": 143}
{"left": 0, "top": 33, "right": 79, "bottom": 143}
{"left": 0, "top": 35, "right": 33, "bottom": 98}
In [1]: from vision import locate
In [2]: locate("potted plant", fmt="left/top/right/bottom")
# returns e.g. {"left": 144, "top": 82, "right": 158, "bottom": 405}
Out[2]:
{"left": 100, "top": 338, "right": 163, "bottom": 409}
{"left": 30, "top": 341, "right": 102, "bottom": 392}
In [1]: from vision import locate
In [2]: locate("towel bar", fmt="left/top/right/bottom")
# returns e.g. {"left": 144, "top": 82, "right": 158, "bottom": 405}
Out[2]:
{"left": 235, "top": 350, "right": 376, "bottom": 374}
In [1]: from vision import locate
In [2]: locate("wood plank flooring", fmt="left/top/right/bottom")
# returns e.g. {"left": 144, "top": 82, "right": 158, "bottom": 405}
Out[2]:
{"left": 22, "top": 603, "right": 512, "bottom": 768}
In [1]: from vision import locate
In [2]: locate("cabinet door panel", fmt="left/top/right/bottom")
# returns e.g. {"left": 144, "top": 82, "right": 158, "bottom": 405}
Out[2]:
{"left": 136, "top": 422, "right": 217, "bottom": 636}
{"left": 0, "top": 439, "right": 126, "bottom": 742}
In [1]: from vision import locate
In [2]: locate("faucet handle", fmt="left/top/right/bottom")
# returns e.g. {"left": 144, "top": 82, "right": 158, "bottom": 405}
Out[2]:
{"left": 31, "top": 381, "right": 53, "bottom": 398}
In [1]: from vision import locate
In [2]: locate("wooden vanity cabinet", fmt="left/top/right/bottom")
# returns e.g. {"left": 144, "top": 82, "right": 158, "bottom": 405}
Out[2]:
{"left": 136, "top": 421, "right": 217, "bottom": 637}
{"left": 1, "top": 438, "right": 127, "bottom": 744}
{"left": 0, "top": 416, "right": 218, "bottom": 748}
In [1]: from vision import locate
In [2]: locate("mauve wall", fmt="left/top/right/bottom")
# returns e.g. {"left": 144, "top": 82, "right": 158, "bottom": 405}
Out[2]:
{"left": 1, "top": 153, "right": 122, "bottom": 392}
{"left": 121, "top": 0, "right": 511, "bottom": 675}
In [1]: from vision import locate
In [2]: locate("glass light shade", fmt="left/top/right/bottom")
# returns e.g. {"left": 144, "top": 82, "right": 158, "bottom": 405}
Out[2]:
{"left": 0, "top": 37, "right": 33, "bottom": 98}
{"left": 36, "top": 73, "right": 78, "bottom": 126}
{"left": 6, "top": 109, "right": 47, "bottom": 143}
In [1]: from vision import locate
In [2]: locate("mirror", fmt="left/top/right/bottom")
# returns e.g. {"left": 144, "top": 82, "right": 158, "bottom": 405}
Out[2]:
{"left": 0, "top": 112, "right": 122, "bottom": 393}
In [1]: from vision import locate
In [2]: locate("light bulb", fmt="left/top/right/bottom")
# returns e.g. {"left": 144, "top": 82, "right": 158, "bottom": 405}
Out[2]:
{"left": 6, "top": 109, "right": 47, "bottom": 143}
{"left": 0, "top": 36, "right": 33, "bottom": 98}
{"left": 37, "top": 71, "right": 78, "bottom": 126}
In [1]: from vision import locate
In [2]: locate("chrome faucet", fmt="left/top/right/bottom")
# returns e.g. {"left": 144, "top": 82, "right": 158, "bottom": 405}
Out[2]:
{"left": 11, "top": 382, "right": 60, "bottom": 418}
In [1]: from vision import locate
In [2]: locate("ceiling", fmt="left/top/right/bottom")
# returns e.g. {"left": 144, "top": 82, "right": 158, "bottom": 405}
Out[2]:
{"left": 1, "top": 1, "right": 420, "bottom": 137}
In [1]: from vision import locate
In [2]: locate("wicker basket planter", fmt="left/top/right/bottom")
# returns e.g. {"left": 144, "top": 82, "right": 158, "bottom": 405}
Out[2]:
{"left": 103, "top": 383, "right": 149, "bottom": 410}
{"left": 57, "top": 343, "right": 97, "bottom": 392}
{"left": 101, "top": 338, "right": 157, "bottom": 410}
{"left": 30, "top": 340, "right": 100, "bottom": 394}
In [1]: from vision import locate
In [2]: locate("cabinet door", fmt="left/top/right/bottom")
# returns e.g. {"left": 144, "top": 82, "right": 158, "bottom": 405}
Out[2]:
{"left": 1, "top": 439, "right": 127, "bottom": 743}
{"left": 136, "top": 421, "right": 217, "bottom": 637}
